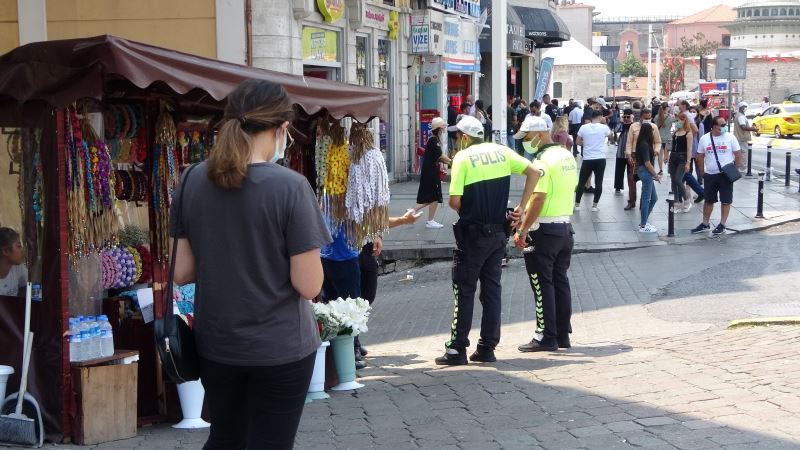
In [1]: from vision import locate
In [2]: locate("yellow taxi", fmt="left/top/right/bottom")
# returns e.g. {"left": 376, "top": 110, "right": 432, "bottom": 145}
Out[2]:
{"left": 753, "top": 104, "right": 800, "bottom": 138}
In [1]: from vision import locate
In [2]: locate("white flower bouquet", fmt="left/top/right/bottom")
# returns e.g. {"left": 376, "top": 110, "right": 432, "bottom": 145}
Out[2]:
{"left": 313, "top": 302, "right": 342, "bottom": 342}
{"left": 326, "top": 297, "right": 371, "bottom": 337}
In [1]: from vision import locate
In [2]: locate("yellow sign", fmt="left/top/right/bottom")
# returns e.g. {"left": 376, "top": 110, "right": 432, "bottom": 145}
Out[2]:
{"left": 317, "top": 0, "right": 345, "bottom": 23}
{"left": 302, "top": 27, "right": 339, "bottom": 62}
{"left": 388, "top": 11, "right": 399, "bottom": 40}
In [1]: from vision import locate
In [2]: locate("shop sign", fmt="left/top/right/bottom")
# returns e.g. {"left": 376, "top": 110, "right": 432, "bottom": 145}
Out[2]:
{"left": 428, "top": 0, "right": 481, "bottom": 19}
{"left": 443, "top": 17, "right": 480, "bottom": 72}
{"left": 364, "top": 5, "right": 389, "bottom": 30}
{"left": 411, "top": 11, "right": 445, "bottom": 55}
{"left": 302, "top": 27, "right": 339, "bottom": 62}
{"left": 411, "top": 24, "right": 430, "bottom": 53}
{"left": 317, "top": 0, "right": 345, "bottom": 23}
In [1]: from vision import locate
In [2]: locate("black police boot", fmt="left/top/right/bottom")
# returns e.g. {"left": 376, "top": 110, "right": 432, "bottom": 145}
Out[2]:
{"left": 359, "top": 345, "right": 368, "bottom": 357}
{"left": 518, "top": 338, "right": 558, "bottom": 353}
{"left": 435, "top": 348, "right": 468, "bottom": 366}
{"left": 557, "top": 335, "right": 571, "bottom": 349}
{"left": 469, "top": 345, "right": 497, "bottom": 363}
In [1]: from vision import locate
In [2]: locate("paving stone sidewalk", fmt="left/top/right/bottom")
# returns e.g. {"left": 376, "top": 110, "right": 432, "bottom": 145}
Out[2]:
{"left": 383, "top": 145, "right": 800, "bottom": 259}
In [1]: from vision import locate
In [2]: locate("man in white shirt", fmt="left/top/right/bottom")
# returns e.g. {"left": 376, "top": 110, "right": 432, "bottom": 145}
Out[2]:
{"left": 568, "top": 102, "right": 583, "bottom": 155}
{"left": 760, "top": 96, "right": 770, "bottom": 111}
{"left": 692, "top": 116, "right": 741, "bottom": 236}
{"left": 575, "top": 110, "right": 613, "bottom": 211}
{"left": 733, "top": 102, "right": 757, "bottom": 170}
{"left": 529, "top": 100, "right": 553, "bottom": 130}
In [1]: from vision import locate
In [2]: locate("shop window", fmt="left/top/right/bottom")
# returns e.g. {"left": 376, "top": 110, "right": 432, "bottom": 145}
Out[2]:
{"left": 356, "top": 36, "right": 370, "bottom": 87}
{"left": 377, "top": 39, "right": 390, "bottom": 90}
{"left": 754, "top": 9, "right": 759, "bottom": 16}
{"left": 789, "top": 9, "right": 795, "bottom": 16}
{"left": 780, "top": 8, "right": 786, "bottom": 15}
{"left": 553, "top": 82, "right": 563, "bottom": 99}
{"left": 771, "top": 8, "right": 778, "bottom": 16}
{"left": 747, "top": 9, "right": 752, "bottom": 17}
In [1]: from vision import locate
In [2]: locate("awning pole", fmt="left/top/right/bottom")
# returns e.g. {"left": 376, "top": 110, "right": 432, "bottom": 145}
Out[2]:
{"left": 491, "top": 0, "right": 508, "bottom": 145}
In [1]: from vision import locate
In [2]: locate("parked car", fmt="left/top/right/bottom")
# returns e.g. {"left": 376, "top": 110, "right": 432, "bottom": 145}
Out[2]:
{"left": 753, "top": 104, "right": 800, "bottom": 138}
{"left": 784, "top": 93, "right": 800, "bottom": 104}
{"left": 744, "top": 105, "right": 763, "bottom": 120}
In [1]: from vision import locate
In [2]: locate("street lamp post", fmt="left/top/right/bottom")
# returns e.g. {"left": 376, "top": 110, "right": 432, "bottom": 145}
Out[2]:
{"left": 491, "top": 0, "right": 508, "bottom": 145}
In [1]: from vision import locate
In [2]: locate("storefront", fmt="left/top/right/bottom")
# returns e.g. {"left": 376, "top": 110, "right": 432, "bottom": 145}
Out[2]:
{"left": 0, "top": 35, "right": 388, "bottom": 444}
{"left": 410, "top": 5, "right": 482, "bottom": 159}
{"left": 282, "top": 0, "right": 410, "bottom": 180}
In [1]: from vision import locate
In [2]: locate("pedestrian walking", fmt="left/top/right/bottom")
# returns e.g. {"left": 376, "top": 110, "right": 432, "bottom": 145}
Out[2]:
{"left": 575, "top": 110, "right": 613, "bottom": 212}
{"left": 692, "top": 116, "right": 742, "bottom": 236}
{"left": 568, "top": 100, "right": 583, "bottom": 156}
{"left": 435, "top": 115, "right": 543, "bottom": 366}
{"left": 624, "top": 108, "right": 662, "bottom": 210}
{"left": 513, "top": 117, "right": 578, "bottom": 352}
{"left": 732, "top": 102, "right": 757, "bottom": 171}
{"left": 551, "top": 116, "right": 573, "bottom": 149}
{"left": 656, "top": 105, "right": 675, "bottom": 175}
{"left": 614, "top": 108, "right": 634, "bottom": 196}
{"left": 416, "top": 117, "right": 452, "bottom": 229}
{"left": 169, "top": 79, "right": 331, "bottom": 450}
{"left": 635, "top": 120, "right": 661, "bottom": 233}
{"left": 669, "top": 112, "right": 695, "bottom": 213}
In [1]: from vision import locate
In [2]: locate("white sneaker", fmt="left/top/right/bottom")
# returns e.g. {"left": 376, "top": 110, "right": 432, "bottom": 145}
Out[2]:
{"left": 426, "top": 220, "right": 444, "bottom": 229}
{"left": 638, "top": 224, "right": 657, "bottom": 233}
{"left": 681, "top": 202, "right": 692, "bottom": 213}
{"left": 574, "top": 203, "right": 581, "bottom": 211}
{"left": 591, "top": 205, "right": 600, "bottom": 212}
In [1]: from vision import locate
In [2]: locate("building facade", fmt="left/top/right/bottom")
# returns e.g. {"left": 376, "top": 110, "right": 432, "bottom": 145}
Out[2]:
{"left": 726, "top": 0, "right": 800, "bottom": 50}
{"left": 251, "top": 0, "right": 412, "bottom": 180}
{"left": 543, "top": 38, "right": 608, "bottom": 104}
{"left": 592, "top": 16, "right": 678, "bottom": 64}
{"left": 555, "top": 1, "right": 595, "bottom": 51}
{"left": 663, "top": 5, "right": 734, "bottom": 50}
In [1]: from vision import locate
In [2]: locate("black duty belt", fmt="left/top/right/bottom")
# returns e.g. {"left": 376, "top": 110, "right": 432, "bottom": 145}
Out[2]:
{"left": 453, "top": 222, "right": 509, "bottom": 241}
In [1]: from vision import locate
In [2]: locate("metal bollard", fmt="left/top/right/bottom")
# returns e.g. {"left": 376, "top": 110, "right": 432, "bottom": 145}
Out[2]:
{"left": 746, "top": 142, "right": 753, "bottom": 176}
{"left": 766, "top": 145, "right": 772, "bottom": 181}
{"left": 755, "top": 172, "right": 765, "bottom": 219}
{"left": 666, "top": 192, "right": 675, "bottom": 237}
{"left": 786, "top": 152, "right": 792, "bottom": 187}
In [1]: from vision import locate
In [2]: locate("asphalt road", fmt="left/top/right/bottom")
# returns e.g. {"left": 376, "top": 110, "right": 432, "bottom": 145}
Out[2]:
{"left": 746, "top": 137, "right": 800, "bottom": 179}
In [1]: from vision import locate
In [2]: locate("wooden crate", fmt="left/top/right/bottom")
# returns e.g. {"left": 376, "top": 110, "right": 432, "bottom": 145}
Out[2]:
{"left": 71, "top": 351, "right": 139, "bottom": 445}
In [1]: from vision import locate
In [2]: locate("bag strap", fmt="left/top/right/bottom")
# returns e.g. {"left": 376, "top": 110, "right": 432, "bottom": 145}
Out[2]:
{"left": 164, "top": 163, "right": 199, "bottom": 319}
{"left": 709, "top": 134, "right": 724, "bottom": 173}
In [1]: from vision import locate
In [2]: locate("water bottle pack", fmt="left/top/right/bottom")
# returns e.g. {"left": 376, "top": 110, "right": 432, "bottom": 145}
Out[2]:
{"left": 68, "top": 315, "right": 115, "bottom": 362}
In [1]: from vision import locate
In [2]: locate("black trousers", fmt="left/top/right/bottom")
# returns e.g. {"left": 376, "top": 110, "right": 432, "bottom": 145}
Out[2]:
{"left": 322, "top": 257, "right": 361, "bottom": 301}
{"left": 569, "top": 124, "right": 580, "bottom": 156}
{"left": 614, "top": 157, "right": 628, "bottom": 191}
{"left": 201, "top": 352, "right": 316, "bottom": 450}
{"left": 447, "top": 232, "right": 507, "bottom": 351}
{"left": 575, "top": 159, "right": 606, "bottom": 203}
{"left": 359, "top": 243, "right": 379, "bottom": 304}
{"left": 523, "top": 223, "right": 575, "bottom": 345}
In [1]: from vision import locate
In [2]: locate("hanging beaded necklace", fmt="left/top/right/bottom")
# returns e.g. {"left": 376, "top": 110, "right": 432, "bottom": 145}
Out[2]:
{"left": 151, "top": 109, "right": 178, "bottom": 261}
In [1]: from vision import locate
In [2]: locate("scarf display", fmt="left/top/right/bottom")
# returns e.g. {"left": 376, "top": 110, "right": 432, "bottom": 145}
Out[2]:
{"left": 344, "top": 125, "right": 390, "bottom": 249}
{"left": 319, "top": 120, "right": 350, "bottom": 229}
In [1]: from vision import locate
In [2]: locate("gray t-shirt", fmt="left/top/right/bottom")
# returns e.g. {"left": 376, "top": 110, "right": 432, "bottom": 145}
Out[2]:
{"left": 170, "top": 162, "right": 332, "bottom": 366}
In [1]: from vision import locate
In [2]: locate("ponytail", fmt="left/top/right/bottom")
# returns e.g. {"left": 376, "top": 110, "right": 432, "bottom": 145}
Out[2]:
{"left": 207, "top": 79, "right": 294, "bottom": 189}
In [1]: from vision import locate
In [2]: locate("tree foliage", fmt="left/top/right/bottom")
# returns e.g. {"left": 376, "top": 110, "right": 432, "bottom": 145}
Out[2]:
{"left": 618, "top": 53, "right": 647, "bottom": 77}
{"left": 660, "top": 32, "right": 720, "bottom": 95}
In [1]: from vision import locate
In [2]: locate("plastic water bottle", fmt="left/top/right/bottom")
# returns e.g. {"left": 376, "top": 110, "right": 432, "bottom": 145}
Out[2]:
{"left": 100, "top": 330, "right": 115, "bottom": 358}
{"left": 99, "top": 315, "right": 114, "bottom": 357}
{"left": 69, "top": 334, "right": 83, "bottom": 362}
{"left": 90, "top": 322, "right": 102, "bottom": 359}
{"left": 79, "top": 331, "right": 92, "bottom": 361}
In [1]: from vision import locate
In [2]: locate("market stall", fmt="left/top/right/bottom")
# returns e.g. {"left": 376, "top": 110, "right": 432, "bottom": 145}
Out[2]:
{"left": 0, "top": 34, "right": 388, "bottom": 443}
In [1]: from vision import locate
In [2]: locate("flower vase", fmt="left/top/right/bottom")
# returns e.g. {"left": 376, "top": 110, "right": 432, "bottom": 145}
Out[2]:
{"left": 330, "top": 335, "right": 364, "bottom": 391}
{"left": 172, "top": 380, "right": 210, "bottom": 429}
{"left": 306, "top": 341, "right": 330, "bottom": 402}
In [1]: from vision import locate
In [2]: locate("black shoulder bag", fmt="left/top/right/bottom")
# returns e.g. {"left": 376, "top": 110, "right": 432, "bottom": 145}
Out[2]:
{"left": 154, "top": 164, "right": 201, "bottom": 383}
{"left": 710, "top": 134, "right": 742, "bottom": 183}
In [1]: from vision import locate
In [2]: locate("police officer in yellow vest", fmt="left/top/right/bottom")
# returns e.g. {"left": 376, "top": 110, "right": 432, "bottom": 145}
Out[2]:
{"left": 436, "top": 115, "right": 543, "bottom": 365}
{"left": 512, "top": 116, "right": 579, "bottom": 352}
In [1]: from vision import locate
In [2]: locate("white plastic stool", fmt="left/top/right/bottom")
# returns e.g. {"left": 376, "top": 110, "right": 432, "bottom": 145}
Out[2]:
{"left": 0, "top": 365, "right": 14, "bottom": 404}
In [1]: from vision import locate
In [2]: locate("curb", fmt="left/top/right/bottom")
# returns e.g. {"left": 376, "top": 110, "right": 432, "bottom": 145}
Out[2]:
{"left": 727, "top": 317, "right": 800, "bottom": 329}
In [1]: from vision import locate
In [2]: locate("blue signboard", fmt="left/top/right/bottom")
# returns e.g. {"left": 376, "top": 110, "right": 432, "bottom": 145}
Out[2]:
{"left": 533, "top": 57, "right": 554, "bottom": 102}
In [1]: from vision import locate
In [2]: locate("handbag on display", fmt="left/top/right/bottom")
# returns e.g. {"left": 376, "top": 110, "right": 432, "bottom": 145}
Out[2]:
{"left": 154, "top": 163, "right": 201, "bottom": 383}
{"left": 710, "top": 135, "right": 742, "bottom": 183}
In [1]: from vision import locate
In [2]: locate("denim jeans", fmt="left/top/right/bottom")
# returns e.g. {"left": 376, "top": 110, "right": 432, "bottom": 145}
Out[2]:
{"left": 683, "top": 172, "right": 704, "bottom": 197}
{"left": 637, "top": 166, "right": 658, "bottom": 227}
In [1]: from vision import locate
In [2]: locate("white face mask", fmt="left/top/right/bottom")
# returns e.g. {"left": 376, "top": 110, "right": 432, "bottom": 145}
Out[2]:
{"left": 270, "top": 127, "right": 288, "bottom": 163}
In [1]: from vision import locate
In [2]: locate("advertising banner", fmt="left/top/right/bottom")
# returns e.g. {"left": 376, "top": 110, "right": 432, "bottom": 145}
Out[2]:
{"left": 533, "top": 57, "right": 554, "bottom": 102}
{"left": 302, "top": 27, "right": 339, "bottom": 62}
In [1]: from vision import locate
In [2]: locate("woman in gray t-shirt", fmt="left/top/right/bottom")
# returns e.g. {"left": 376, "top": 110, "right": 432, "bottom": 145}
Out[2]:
{"left": 169, "top": 79, "right": 332, "bottom": 449}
